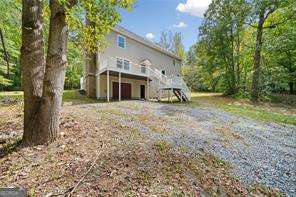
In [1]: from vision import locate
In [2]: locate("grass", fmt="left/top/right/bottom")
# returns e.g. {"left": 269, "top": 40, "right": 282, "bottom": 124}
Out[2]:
{"left": 188, "top": 92, "right": 296, "bottom": 125}
{"left": 1, "top": 90, "right": 295, "bottom": 125}
{"left": 0, "top": 90, "right": 98, "bottom": 105}
{"left": 221, "top": 104, "right": 296, "bottom": 125}
{"left": 62, "top": 90, "right": 97, "bottom": 105}
{"left": 0, "top": 91, "right": 23, "bottom": 100}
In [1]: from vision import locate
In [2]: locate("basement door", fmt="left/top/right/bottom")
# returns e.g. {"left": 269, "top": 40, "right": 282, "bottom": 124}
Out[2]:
{"left": 112, "top": 82, "right": 132, "bottom": 99}
{"left": 140, "top": 85, "right": 145, "bottom": 99}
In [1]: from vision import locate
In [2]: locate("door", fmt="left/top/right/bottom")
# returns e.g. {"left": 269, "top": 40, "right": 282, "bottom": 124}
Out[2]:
{"left": 140, "top": 85, "right": 145, "bottom": 99}
{"left": 112, "top": 82, "right": 132, "bottom": 99}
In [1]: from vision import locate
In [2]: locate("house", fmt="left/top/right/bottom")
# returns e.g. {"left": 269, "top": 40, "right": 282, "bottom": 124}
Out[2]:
{"left": 81, "top": 26, "right": 191, "bottom": 102}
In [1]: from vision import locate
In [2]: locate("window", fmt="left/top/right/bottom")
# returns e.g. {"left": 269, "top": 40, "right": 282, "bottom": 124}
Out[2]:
{"left": 124, "top": 60, "right": 130, "bottom": 70}
{"left": 117, "top": 35, "right": 126, "bottom": 48}
{"left": 173, "top": 59, "right": 176, "bottom": 66}
{"left": 161, "top": 70, "right": 166, "bottom": 75}
{"left": 117, "top": 58, "right": 123, "bottom": 69}
{"left": 141, "top": 64, "right": 147, "bottom": 74}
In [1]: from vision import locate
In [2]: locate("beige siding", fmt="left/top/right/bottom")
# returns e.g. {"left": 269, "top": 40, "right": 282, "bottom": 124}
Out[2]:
{"left": 99, "top": 74, "right": 147, "bottom": 99}
{"left": 102, "top": 31, "right": 181, "bottom": 76}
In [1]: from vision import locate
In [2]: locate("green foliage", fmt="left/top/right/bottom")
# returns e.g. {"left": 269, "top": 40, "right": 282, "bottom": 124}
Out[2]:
{"left": 66, "top": 0, "right": 135, "bottom": 53}
{"left": 0, "top": 0, "right": 135, "bottom": 91}
{"left": 65, "top": 40, "right": 83, "bottom": 89}
{"left": 0, "top": 0, "right": 22, "bottom": 90}
{"left": 185, "top": 0, "right": 296, "bottom": 98}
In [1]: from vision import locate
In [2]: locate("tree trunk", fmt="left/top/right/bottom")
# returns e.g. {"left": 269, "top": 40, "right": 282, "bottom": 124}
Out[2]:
{"left": 0, "top": 29, "right": 10, "bottom": 77}
{"left": 289, "top": 82, "right": 294, "bottom": 94}
{"left": 85, "top": 52, "right": 97, "bottom": 98}
{"left": 251, "top": 10, "right": 265, "bottom": 101}
{"left": 36, "top": 0, "right": 70, "bottom": 144}
{"left": 85, "top": 19, "right": 97, "bottom": 98}
{"left": 21, "top": 0, "right": 45, "bottom": 145}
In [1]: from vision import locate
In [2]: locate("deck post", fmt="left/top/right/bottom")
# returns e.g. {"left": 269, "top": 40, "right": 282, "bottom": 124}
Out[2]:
{"left": 171, "top": 88, "right": 173, "bottom": 102}
{"left": 96, "top": 74, "right": 100, "bottom": 99}
{"left": 168, "top": 90, "right": 170, "bottom": 102}
{"left": 180, "top": 90, "right": 183, "bottom": 103}
{"left": 107, "top": 70, "right": 110, "bottom": 102}
{"left": 119, "top": 72, "right": 121, "bottom": 101}
{"left": 147, "top": 77, "right": 149, "bottom": 100}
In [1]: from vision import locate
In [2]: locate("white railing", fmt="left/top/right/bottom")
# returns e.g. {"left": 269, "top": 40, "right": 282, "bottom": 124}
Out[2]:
{"left": 99, "top": 54, "right": 149, "bottom": 77}
{"left": 98, "top": 54, "right": 191, "bottom": 101}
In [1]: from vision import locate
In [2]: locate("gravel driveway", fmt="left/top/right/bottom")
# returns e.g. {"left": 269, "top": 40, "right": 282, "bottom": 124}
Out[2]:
{"left": 91, "top": 100, "right": 296, "bottom": 195}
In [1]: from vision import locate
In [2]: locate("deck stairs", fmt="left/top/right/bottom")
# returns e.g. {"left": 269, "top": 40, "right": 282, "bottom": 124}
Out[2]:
{"left": 145, "top": 66, "right": 191, "bottom": 102}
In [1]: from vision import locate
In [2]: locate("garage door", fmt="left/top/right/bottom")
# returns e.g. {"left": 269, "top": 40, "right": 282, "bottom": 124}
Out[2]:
{"left": 112, "top": 82, "right": 132, "bottom": 99}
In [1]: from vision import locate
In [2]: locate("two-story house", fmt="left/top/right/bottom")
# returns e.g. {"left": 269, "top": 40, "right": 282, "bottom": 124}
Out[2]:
{"left": 82, "top": 26, "right": 190, "bottom": 102}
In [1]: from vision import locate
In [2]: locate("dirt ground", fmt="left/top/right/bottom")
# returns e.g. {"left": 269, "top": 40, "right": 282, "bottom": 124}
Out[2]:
{"left": 0, "top": 96, "right": 295, "bottom": 196}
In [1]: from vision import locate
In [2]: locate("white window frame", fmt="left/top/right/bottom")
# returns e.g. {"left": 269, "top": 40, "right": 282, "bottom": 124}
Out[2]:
{"left": 116, "top": 58, "right": 123, "bottom": 69}
{"left": 140, "top": 64, "right": 147, "bottom": 74}
{"left": 116, "top": 57, "right": 130, "bottom": 71}
{"left": 117, "top": 35, "right": 126, "bottom": 49}
{"left": 123, "top": 59, "right": 131, "bottom": 71}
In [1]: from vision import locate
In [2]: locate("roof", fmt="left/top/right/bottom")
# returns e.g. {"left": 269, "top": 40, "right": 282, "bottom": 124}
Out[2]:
{"left": 112, "top": 26, "right": 182, "bottom": 61}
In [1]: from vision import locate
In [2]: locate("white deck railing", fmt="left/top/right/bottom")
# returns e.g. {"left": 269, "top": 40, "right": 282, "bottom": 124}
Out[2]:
{"left": 97, "top": 54, "right": 191, "bottom": 101}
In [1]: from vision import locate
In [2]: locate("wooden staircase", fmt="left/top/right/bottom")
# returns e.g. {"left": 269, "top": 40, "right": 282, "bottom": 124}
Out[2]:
{"left": 173, "top": 89, "right": 189, "bottom": 102}
{"left": 147, "top": 67, "right": 191, "bottom": 102}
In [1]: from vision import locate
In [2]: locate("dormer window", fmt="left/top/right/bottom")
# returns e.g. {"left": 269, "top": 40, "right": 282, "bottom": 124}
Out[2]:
{"left": 117, "top": 35, "right": 126, "bottom": 48}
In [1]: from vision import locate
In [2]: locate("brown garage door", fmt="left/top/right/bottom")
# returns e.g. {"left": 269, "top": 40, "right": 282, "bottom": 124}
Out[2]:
{"left": 112, "top": 82, "right": 132, "bottom": 99}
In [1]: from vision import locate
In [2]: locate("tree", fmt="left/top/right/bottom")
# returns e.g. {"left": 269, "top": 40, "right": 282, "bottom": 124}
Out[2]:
{"left": 158, "top": 31, "right": 173, "bottom": 51}
{"left": 171, "top": 32, "right": 185, "bottom": 61}
{"left": 0, "top": 0, "right": 22, "bottom": 90}
{"left": 21, "top": 0, "right": 46, "bottom": 144}
{"left": 249, "top": 0, "right": 294, "bottom": 100}
{"left": 158, "top": 30, "right": 185, "bottom": 61}
{"left": 265, "top": 6, "right": 296, "bottom": 94}
{"left": 199, "top": 0, "right": 248, "bottom": 94}
{"left": 21, "top": 0, "right": 134, "bottom": 146}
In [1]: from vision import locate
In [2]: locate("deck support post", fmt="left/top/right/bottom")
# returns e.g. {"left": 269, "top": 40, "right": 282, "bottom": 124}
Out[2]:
{"left": 96, "top": 74, "right": 100, "bottom": 99}
{"left": 119, "top": 72, "right": 121, "bottom": 101}
{"left": 147, "top": 77, "right": 149, "bottom": 100}
{"left": 180, "top": 90, "right": 183, "bottom": 103}
{"left": 107, "top": 70, "right": 110, "bottom": 102}
{"left": 168, "top": 90, "right": 170, "bottom": 102}
{"left": 171, "top": 88, "right": 173, "bottom": 103}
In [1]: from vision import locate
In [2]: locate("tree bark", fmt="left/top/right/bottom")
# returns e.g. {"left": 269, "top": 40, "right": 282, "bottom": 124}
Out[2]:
{"left": 289, "top": 82, "right": 294, "bottom": 94}
{"left": 0, "top": 28, "right": 10, "bottom": 77}
{"left": 85, "top": 53, "right": 97, "bottom": 98}
{"left": 251, "top": 9, "right": 265, "bottom": 101}
{"left": 85, "top": 19, "right": 97, "bottom": 98}
{"left": 36, "top": 0, "right": 70, "bottom": 144}
{"left": 21, "top": 0, "right": 46, "bottom": 145}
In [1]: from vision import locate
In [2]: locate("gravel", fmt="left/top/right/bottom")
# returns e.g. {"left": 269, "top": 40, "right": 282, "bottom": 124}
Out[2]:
{"left": 90, "top": 101, "right": 296, "bottom": 195}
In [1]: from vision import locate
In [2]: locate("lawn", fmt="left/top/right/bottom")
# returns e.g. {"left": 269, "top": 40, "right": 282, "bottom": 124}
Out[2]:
{"left": 1, "top": 90, "right": 295, "bottom": 125}
{"left": 188, "top": 92, "right": 296, "bottom": 125}
{"left": 0, "top": 90, "right": 96, "bottom": 105}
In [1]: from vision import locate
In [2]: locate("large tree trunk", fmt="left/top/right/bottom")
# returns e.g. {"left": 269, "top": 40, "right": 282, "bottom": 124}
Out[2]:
{"left": 251, "top": 10, "right": 265, "bottom": 101}
{"left": 85, "top": 19, "right": 97, "bottom": 98}
{"left": 21, "top": 0, "right": 45, "bottom": 145}
{"left": 36, "top": 0, "right": 70, "bottom": 144}
{"left": 85, "top": 52, "right": 97, "bottom": 98}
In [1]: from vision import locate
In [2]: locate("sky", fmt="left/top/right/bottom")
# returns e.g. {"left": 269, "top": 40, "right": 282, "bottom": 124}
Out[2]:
{"left": 119, "top": 0, "right": 212, "bottom": 51}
